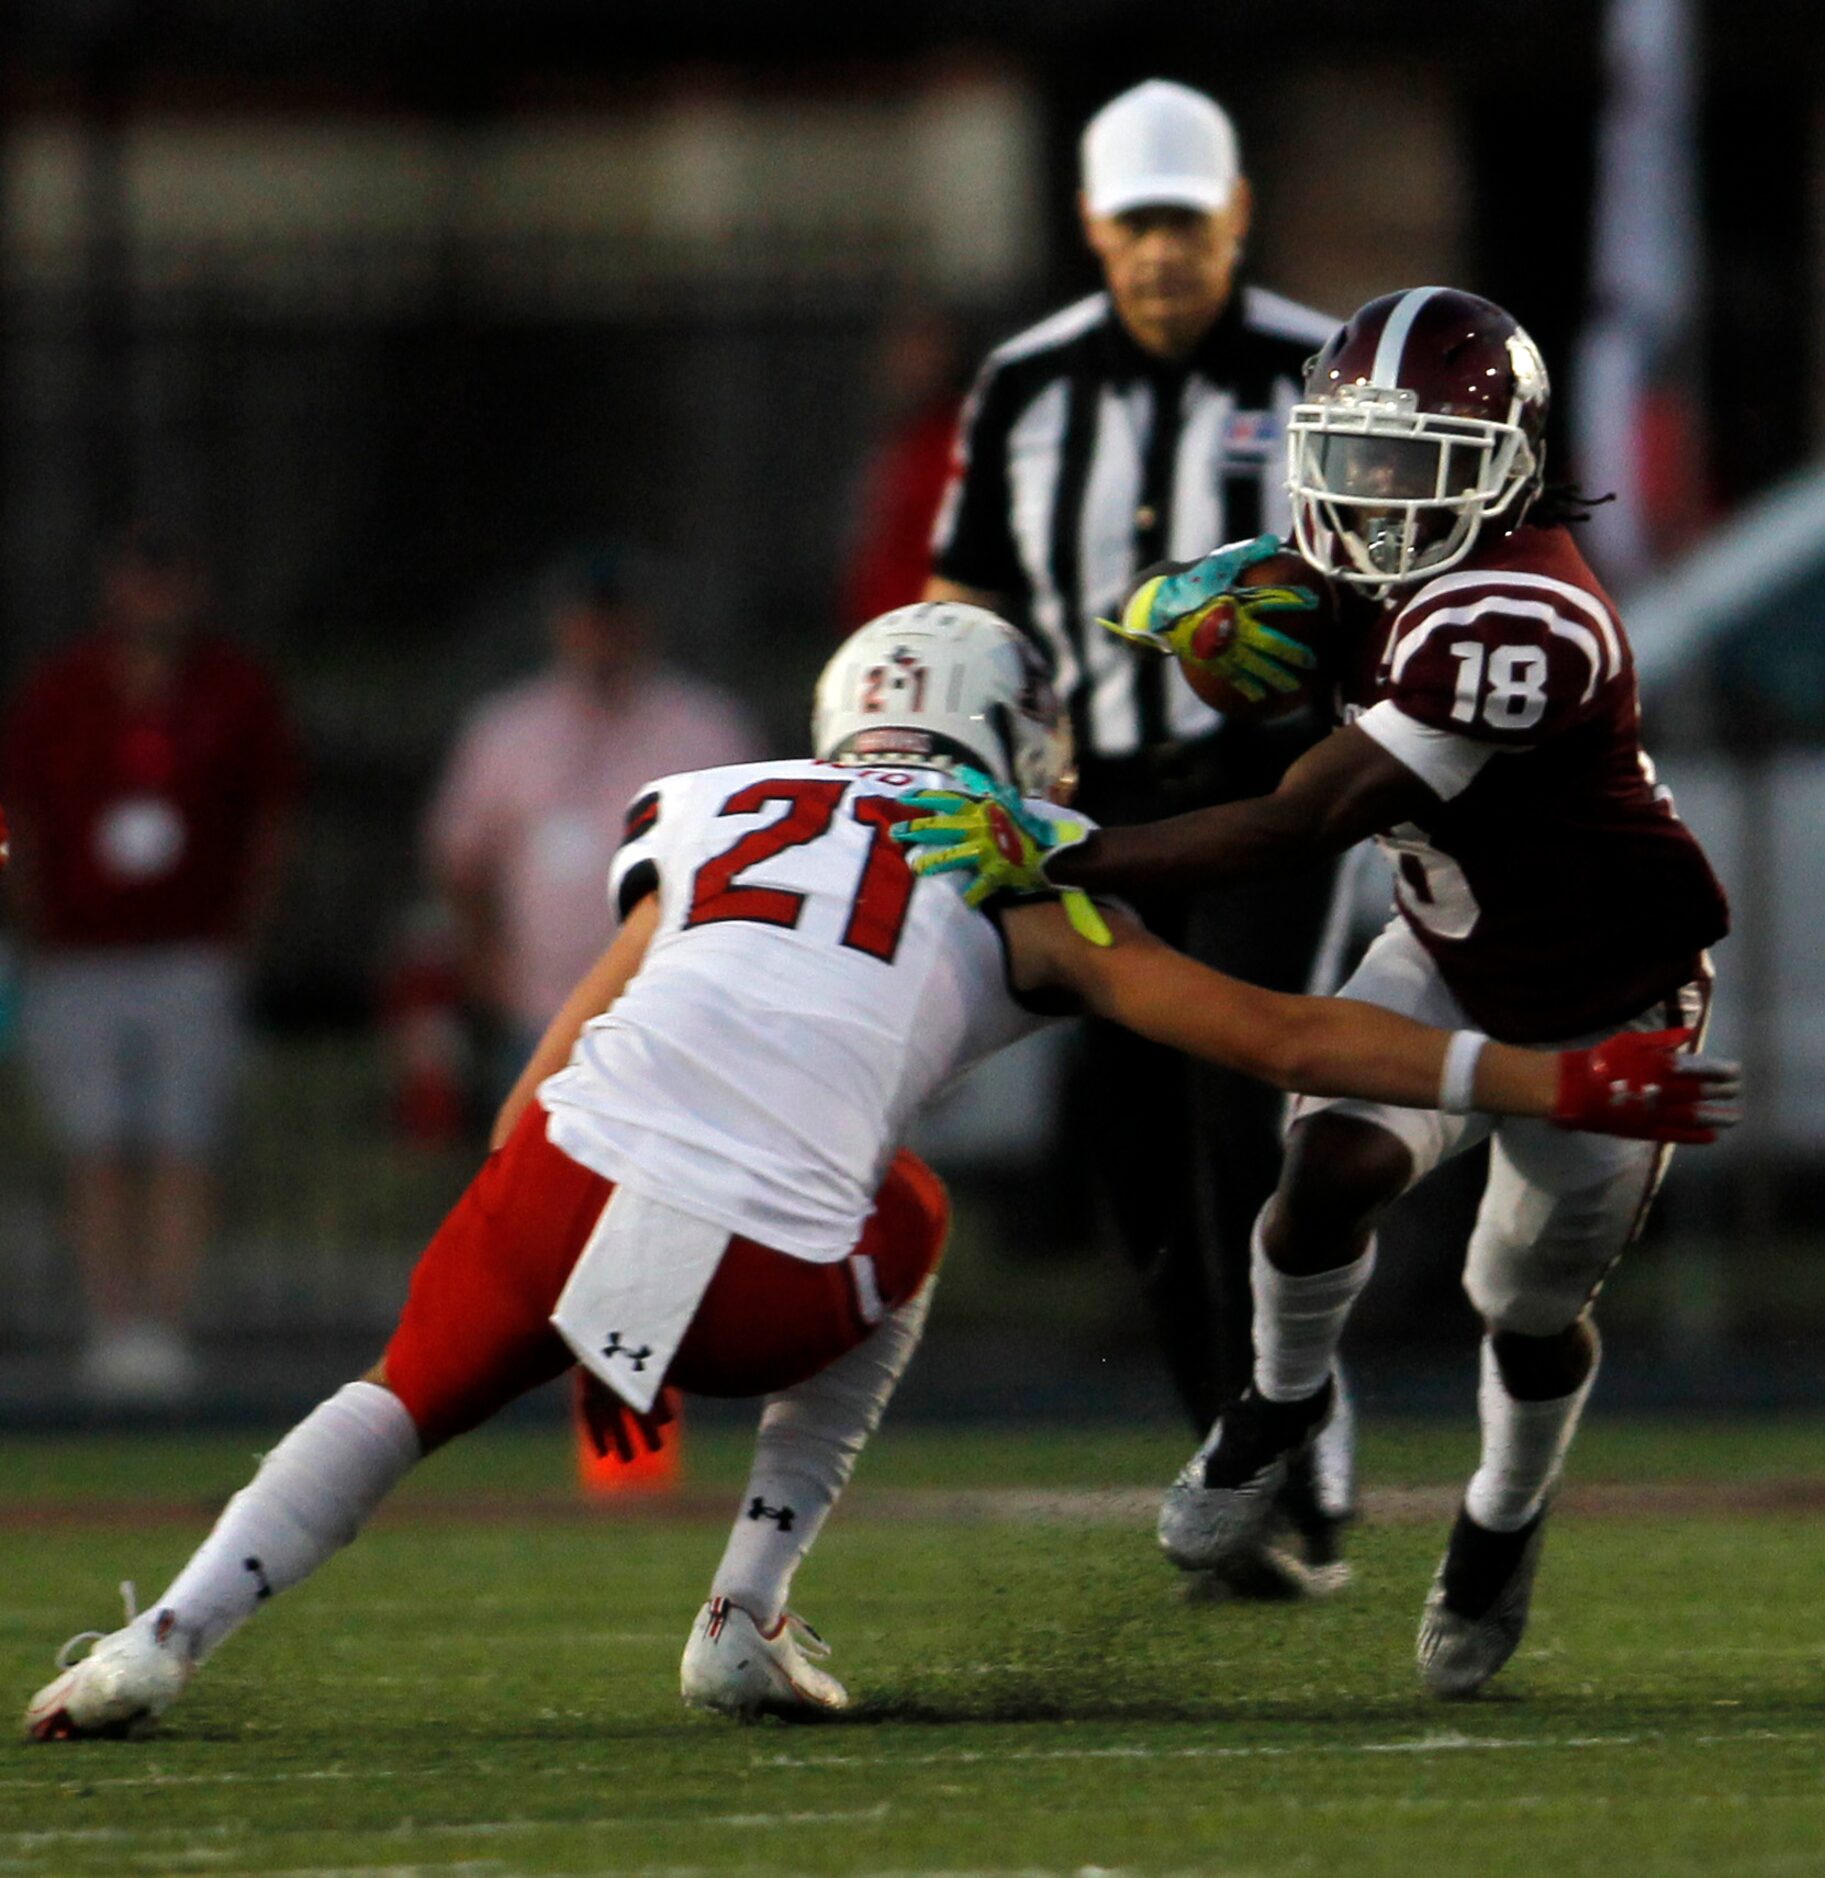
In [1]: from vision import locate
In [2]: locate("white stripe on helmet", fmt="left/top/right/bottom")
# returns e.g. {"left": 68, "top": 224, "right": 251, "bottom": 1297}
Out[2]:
{"left": 1368, "top": 286, "right": 1447, "bottom": 387}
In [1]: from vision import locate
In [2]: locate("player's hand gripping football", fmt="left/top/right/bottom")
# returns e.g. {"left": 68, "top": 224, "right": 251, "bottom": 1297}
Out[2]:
{"left": 1101, "top": 533, "right": 1321, "bottom": 703}
{"left": 1551, "top": 1027, "right": 1741, "bottom": 1144}
{"left": 893, "top": 767, "right": 1112, "bottom": 946}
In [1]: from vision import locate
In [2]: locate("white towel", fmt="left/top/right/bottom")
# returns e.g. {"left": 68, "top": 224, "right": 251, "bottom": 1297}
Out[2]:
{"left": 550, "top": 1186, "right": 730, "bottom": 1412}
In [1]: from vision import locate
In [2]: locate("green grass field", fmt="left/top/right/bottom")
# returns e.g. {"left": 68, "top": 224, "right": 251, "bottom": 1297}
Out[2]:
{"left": 4, "top": 1415, "right": 1823, "bottom": 1876}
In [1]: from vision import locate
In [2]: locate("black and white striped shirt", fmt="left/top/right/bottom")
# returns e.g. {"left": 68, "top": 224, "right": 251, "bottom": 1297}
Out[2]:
{"left": 932, "top": 283, "right": 1337, "bottom": 764}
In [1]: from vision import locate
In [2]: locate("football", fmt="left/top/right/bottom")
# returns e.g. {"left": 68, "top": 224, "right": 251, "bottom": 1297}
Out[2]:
{"left": 1178, "top": 548, "right": 1339, "bottom": 720}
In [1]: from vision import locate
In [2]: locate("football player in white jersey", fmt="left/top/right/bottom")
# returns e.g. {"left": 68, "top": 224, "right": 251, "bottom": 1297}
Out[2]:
{"left": 25, "top": 603, "right": 1733, "bottom": 1742}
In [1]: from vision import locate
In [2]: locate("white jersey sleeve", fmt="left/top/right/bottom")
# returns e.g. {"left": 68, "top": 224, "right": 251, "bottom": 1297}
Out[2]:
{"left": 539, "top": 759, "right": 1081, "bottom": 1262}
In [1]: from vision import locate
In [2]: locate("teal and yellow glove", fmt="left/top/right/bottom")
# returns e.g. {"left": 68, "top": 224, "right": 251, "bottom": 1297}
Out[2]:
{"left": 1101, "top": 533, "right": 1319, "bottom": 703}
{"left": 893, "top": 767, "right": 1112, "bottom": 947}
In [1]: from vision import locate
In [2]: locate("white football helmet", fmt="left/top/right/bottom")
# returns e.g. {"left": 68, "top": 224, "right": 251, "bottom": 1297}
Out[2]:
{"left": 813, "top": 602, "right": 1074, "bottom": 798}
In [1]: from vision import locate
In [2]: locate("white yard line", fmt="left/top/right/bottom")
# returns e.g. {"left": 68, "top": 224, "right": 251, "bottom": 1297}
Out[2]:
{"left": 242, "top": 1867, "right": 509, "bottom": 1878}
{"left": 0, "top": 1809, "right": 889, "bottom": 1849}
{"left": 10, "top": 1475, "right": 1825, "bottom": 1535}
{"left": 757, "top": 1724, "right": 1825, "bottom": 1771}
{"left": 9, "top": 1726, "right": 1818, "bottom": 1807}
{"left": 0, "top": 1767, "right": 373, "bottom": 1793}
{"left": 6, "top": 1724, "right": 1820, "bottom": 1802}
{"left": 703, "top": 1804, "right": 892, "bottom": 1828}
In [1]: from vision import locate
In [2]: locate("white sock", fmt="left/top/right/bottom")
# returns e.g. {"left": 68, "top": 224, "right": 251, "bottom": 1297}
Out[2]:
{"left": 1464, "top": 1330, "right": 1601, "bottom": 1533}
{"left": 148, "top": 1381, "right": 422, "bottom": 1661}
{"left": 710, "top": 1280, "right": 932, "bottom": 1629}
{"left": 1250, "top": 1215, "right": 1375, "bottom": 1405}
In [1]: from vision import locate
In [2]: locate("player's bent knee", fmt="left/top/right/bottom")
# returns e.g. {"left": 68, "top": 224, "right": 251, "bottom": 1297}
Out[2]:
{"left": 1267, "top": 1114, "right": 1413, "bottom": 1270}
{"left": 1462, "top": 1259, "right": 1593, "bottom": 1341}
{"left": 1489, "top": 1319, "right": 1597, "bottom": 1399}
{"left": 1461, "top": 1200, "right": 1621, "bottom": 1339}
{"left": 358, "top": 1357, "right": 446, "bottom": 1448}
{"left": 363, "top": 1355, "right": 446, "bottom": 1448}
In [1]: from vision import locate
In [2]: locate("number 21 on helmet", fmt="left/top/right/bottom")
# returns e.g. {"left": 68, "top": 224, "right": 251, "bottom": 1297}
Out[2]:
{"left": 813, "top": 602, "right": 1076, "bottom": 800}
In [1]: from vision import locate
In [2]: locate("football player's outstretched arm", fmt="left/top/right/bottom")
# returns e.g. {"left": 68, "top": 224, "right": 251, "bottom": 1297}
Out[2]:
{"left": 490, "top": 894, "right": 660, "bottom": 1150}
{"left": 1005, "top": 901, "right": 1539, "bottom": 1110}
{"left": 1001, "top": 903, "right": 1738, "bottom": 1141}
{"left": 1051, "top": 724, "right": 1434, "bottom": 897}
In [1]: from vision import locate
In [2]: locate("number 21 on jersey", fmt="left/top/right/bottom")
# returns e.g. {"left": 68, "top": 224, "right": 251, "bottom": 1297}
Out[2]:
{"left": 685, "top": 778, "right": 920, "bottom": 963}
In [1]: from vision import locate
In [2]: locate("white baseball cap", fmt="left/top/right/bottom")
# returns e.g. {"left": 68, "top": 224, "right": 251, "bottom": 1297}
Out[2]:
{"left": 1080, "top": 80, "right": 1240, "bottom": 219}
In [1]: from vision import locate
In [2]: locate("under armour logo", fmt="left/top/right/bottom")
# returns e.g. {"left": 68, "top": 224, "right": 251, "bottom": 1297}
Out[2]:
{"left": 599, "top": 1331, "right": 653, "bottom": 1373}
{"left": 746, "top": 1497, "right": 795, "bottom": 1531}
{"left": 243, "top": 1556, "right": 273, "bottom": 1602}
{"left": 1607, "top": 1080, "right": 1660, "bottom": 1108}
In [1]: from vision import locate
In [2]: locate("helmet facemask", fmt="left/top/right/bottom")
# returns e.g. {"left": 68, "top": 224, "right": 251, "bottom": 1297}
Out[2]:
{"left": 1289, "top": 383, "right": 1538, "bottom": 591}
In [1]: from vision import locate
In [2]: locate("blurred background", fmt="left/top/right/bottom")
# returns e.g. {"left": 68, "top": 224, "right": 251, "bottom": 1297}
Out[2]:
{"left": 1, "top": 0, "right": 1820, "bottom": 1430}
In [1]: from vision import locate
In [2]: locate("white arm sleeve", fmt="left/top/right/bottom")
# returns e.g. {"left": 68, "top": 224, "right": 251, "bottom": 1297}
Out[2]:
{"left": 1355, "top": 699, "right": 1497, "bottom": 803}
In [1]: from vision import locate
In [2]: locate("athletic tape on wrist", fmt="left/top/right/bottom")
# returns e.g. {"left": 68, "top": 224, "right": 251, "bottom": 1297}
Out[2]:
{"left": 1438, "top": 1030, "right": 1489, "bottom": 1115}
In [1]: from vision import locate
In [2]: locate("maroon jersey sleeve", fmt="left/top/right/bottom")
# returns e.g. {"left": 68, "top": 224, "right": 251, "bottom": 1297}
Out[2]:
{"left": 1382, "top": 578, "right": 1623, "bottom": 748}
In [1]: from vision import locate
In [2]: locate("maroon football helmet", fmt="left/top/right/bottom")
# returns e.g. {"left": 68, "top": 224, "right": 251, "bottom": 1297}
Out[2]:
{"left": 1288, "top": 287, "right": 1550, "bottom": 590}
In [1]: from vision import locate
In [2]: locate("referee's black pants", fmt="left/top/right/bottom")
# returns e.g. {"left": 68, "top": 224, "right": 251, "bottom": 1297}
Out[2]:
{"left": 1074, "top": 734, "right": 1340, "bottom": 1435}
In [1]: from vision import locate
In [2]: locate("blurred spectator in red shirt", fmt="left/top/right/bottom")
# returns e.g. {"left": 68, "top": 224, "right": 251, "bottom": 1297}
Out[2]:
{"left": 424, "top": 543, "right": 763, "bottom": 1098}
{"left": 0, "top": 524, "right": 301, "bottom": 1404}
{"left": 838, "top": 310, "right": 969, "bottom": 630}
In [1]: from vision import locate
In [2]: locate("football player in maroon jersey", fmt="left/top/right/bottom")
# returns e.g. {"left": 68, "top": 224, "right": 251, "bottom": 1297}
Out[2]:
{"left": 22, "top": 602, "right": 1731, "bottom": 1745}
{"left": 898, "top": 288, "right": 1731, "bottom": 1698}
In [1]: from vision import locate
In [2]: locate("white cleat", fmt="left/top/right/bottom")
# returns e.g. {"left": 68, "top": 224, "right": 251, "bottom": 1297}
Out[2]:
{"left": 1416, "top": 1504, "right": 1548, "bottom": 1699}
{"left": 25, "top": 1600, "right": 192, "bottom": 1742}
{"left": 680, "top": 1597, "right": 848, "bottom": 1720}
{"left": 1157, "top": 1379, "right": 1336, "bottom": 1573}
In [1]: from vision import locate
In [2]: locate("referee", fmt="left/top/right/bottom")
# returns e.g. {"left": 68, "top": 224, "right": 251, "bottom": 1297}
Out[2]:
{"left": 925, "top": 79, "right": 1352, "bottom": 1585}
